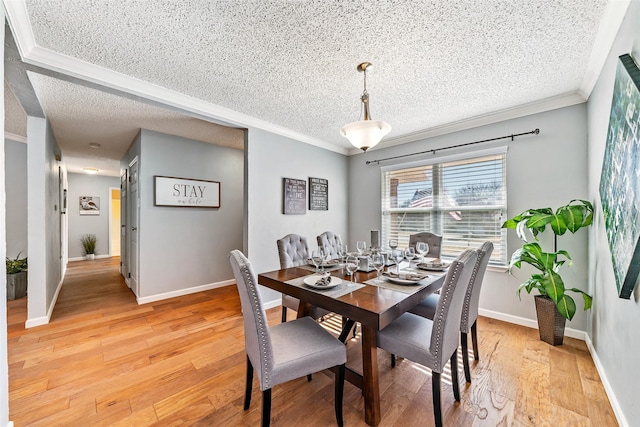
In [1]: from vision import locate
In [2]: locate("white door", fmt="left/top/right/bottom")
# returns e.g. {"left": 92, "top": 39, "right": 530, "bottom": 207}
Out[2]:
{"left": 120, "top": 171, "right": 129, "bottom": 284}
{"left": 129, "top": 159, "right": 140, "bottom": 297}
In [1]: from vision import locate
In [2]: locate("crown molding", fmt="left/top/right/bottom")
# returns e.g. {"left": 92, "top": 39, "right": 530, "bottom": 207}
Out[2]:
{"left": 3, "top": 0, "right": 348, "bottom": 156}
{"left": 3, "top": 0, "right": 626, "bottom": 159}
{"left": 580, "top": 0, "right": 631, "bottom": 98}
{"left": 3, "top": 0, "right": 37, "bottom": 54}
{"left": 348, "top": 91, "right": 586, "bottom": 155}
{"left": 4, "top": 132, "right": 28, "bottom": 143}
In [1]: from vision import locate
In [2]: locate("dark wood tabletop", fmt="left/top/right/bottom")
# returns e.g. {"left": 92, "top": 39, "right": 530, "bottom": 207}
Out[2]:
{"left": 258, "top": 264, "right": 445, "bottom": 426}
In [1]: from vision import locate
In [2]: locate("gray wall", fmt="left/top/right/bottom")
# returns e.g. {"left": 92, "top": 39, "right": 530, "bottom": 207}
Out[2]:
{"left": 1, "top": 14, "right": 9, "bottom": 423}
{"left": 587, "top": 2, "right": 640, "bottom": 424}
{"left": 67, "top": 173, "right": 120, "bottom": 258}
{"left": 246, "top": 127, "right": 349, "bottom": 303}
{"left": 27, "top": 116, "right": 64, "bottom": 325}
{"left": 127, "top": 129, "right": 244, "bottom": 298}
{"left": 4, "top": 138, "right": 27, "bottom": 258}
{"left": 349, "top": 104, "right": 590, "bottom": 330}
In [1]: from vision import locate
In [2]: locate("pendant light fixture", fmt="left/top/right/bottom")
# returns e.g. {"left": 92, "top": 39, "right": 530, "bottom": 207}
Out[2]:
{"left": 341, "top": 62, "right": 391, "bottom": 152}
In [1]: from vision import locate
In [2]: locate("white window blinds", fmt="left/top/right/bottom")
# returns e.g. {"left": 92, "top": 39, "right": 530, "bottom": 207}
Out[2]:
{"left": 381, "top": 149, "right": 507, "bottom": 265}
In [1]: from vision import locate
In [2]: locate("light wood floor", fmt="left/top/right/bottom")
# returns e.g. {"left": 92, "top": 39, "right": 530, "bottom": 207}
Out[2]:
{"left": 7, "top": 257, "right": 617, "bottom": 426}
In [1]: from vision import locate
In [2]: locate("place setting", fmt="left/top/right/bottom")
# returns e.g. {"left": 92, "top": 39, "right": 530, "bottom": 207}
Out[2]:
{"left": 415, "top": 258, "right": 450, "bottom": 272}
{"left": 286, "top": 271, "right": 366, "bottom": 297}
{"left": 298, "top": 248, "right": 344, "bottom": 273}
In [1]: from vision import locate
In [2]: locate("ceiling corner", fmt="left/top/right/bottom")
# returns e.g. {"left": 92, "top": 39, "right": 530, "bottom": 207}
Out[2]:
{"left": 579, "top": 0, "right": 631, "bottom": 98}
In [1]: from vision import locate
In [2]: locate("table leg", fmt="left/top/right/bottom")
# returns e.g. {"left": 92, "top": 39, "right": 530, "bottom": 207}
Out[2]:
{"left": 296, "top": 301, "right": 311, "bottom": 318}
{"left": 361, "top": 325, "right": 381, "bottom": 426}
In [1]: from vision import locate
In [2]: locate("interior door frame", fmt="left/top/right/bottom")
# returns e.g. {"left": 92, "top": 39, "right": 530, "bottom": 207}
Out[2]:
{"left": 120, "top": 170, "right": 128, "bottom": 284}
{"left": 128, "top": 157, "right": 140, "bottom": 298}
{"left": 108, "top": 186, "right": 120, "bottom": 257}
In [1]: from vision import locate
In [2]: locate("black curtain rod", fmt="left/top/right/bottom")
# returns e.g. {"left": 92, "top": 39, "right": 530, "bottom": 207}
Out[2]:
{"left": 365, "top": 128, "right": 540, "bottom": 165}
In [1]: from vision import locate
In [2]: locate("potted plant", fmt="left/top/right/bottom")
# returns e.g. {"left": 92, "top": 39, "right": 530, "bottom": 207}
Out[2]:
{"left": 6, "top": 252, "right": 28, "bottom": 300}
{"left": 502, "top": 199, "right": 593, "bottom": 345}
{"left": 80, "top": 234, "right": 97, "bottom": 260}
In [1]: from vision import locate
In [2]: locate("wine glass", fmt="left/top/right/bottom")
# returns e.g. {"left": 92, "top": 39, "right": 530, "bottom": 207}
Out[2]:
{"left": 372, "top": 254, "right": 385, "bottom": 283}
{"left": 340, "top": 244, "right": 348, "bottom": 263}
{"left": 404, "top": 247, "right": 416, "bottom": 268}
{"left": 416, "top": 242, "right": 429, "bottom": 264}
{"left": 391, "top": 249, "right": 404, "bottom": 274}
{"left": 311, "top": 250, "right": 323, "bottom": 274}
{"left": 357, "top": 241, "right": 367, "bottom": 255}
{"left": 389, "top": 239, "right": 398, "bottom": 251}
{"left": 345, "top": 255, "right": 358, "bottom": 286}
{"left": 319, "top": 247, "right": 329, "bottom": 273}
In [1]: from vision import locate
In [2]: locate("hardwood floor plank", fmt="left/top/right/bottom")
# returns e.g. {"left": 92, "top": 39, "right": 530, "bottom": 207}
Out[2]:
{"left": 514, "top": 358, "right": 551, "bottom": 425}
{"left": 7, "top": 258, "right": 617, "bottom": 426}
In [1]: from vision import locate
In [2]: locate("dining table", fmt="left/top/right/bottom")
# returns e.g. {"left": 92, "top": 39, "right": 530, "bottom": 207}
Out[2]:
{"left": 257, "top": 260, "right": 447, "bottom": 426}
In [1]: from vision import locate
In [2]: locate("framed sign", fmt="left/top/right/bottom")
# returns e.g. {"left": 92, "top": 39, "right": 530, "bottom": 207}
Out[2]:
{"left": 283, "top": 178, "right": 306, "bottom": 214}
{"left": 309, "top": 177, "right": 328, "bottom": 210}
{"left": 154, "top": 176, "right": 220, "bottom": 208}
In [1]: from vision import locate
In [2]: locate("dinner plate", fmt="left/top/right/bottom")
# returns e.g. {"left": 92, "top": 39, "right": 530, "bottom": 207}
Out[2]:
{"left": 416, "top": 262, "right": 449, "bottom": 272}
{"left": 303, "top": 275, "right": 342, "bottom": 289}
{"left": 383, "top": 272, "right": 429, "bottom": 285}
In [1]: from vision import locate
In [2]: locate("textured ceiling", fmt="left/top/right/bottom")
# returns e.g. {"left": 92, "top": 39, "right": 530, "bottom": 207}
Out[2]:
{"left": 5, "top": 0, "right": 617, "bottom": 175}
{"left": 27, "top": 73, "right": 244, "bottom": 175}
{"left": 4, "top": 80, "right": 27, "bottom": 138}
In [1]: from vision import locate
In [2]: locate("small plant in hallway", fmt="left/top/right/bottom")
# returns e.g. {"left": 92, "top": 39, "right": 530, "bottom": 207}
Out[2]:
{"left": 80, "top": 234, "right": 97, "bottom": 260}
{"left": 6, "top": 251, "right": 28, "bottom": 300}
{"left": 6, "top": 252, "right": 28, "bottom": 274}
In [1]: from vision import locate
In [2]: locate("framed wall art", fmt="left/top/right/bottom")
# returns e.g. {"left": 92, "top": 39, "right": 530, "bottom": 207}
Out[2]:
{"left": 79, "top": 196, "right": 100, "bottom": 215}
{"left": 599, "top": 53, "right": 640, "bottom": 299}
{"left": 283, "top": 178, "right": 306, "bottom": 215}
{"left": 154, "top": 176, "right": 220, "bottom": 208}
{"left": 309, "top": 177, "right": 328, "bottom": 211}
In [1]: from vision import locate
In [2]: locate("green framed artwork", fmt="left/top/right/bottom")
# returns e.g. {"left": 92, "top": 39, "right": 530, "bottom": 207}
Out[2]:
{"left": 599, "top": 54, "right": 640, "bottom": 299}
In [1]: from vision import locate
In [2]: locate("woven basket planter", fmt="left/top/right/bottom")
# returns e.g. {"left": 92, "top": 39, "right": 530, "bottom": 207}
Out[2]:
{"left": 534, "top": 295, "right": 566, "bottom": 346}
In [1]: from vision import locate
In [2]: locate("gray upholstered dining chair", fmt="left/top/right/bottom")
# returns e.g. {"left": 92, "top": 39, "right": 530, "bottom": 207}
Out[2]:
{"left": 317, "top": 231, "right": 343, "bottom": 259}
{"left": 229, "top": 250, "right": 347, "bottom": 427}
{"left": 276, "top": 234, "right": 329, "bottom": 322}
{"left": 376, "top": 249, "right": 478, "bottom": 427}
{"left": 409, "top": 232, "right": 443, "bottom": 258}
{"left": 409, "top": 241, "right": 494, "bottom": 383}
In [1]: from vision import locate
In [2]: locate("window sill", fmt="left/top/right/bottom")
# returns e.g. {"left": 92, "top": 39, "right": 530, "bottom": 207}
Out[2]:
{"left": 487, "top": 265, "right": 509, "bottom": 273}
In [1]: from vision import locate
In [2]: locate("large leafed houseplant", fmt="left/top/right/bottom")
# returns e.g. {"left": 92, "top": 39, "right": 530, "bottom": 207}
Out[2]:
{"left": 502, "top": 200, "right": 593, "bottom": 344}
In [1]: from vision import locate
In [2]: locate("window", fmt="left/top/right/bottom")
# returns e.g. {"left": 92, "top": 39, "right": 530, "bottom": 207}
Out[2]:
{"left": 381, "top": 147, "right": 507, "bottom": 266}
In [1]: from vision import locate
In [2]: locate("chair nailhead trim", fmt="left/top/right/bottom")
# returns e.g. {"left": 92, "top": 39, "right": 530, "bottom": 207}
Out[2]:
{"left": 240, "top": 261, "right": 271, "bottom": 388}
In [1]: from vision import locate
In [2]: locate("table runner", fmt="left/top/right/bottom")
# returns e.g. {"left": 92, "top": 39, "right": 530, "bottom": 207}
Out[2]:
{"left": 285, "top": 274, "right": 366, "bottom": 298}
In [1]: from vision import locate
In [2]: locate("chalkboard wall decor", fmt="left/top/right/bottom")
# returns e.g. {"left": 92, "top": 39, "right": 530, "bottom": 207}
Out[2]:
{"left": 309, "top": 177, "right": 328, "bottom": 211}
{"left": 283, "top": 178, "right": 306, "bottom": 214}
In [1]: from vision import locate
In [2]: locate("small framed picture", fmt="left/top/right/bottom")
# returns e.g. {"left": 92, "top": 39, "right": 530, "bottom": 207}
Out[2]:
{"left": 79, "top": 196, "right": 100, "bottom": 215}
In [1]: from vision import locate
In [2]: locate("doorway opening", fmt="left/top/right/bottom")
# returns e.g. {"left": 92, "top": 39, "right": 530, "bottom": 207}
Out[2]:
{"left": 109, "top": 187, "right": 121, "bottom": 256}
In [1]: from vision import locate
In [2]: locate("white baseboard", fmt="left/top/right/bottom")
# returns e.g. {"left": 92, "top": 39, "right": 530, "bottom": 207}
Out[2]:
{"left": 136, "top": 279, "right": 236, "bottom": 304}
{"left": 263, "top": 298, "right": 282, "bottom": 311}
{"left": 67, "top": 254, "right": 110, "bottom": 262}
{"left": 584, "top": 335, "right": 629, "bottom": 427}
{"left": 25, "top": 275, "right": 65, "bottom": 328}
{"left": 478, "top": 308, "right": 587, "bottom": 340}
